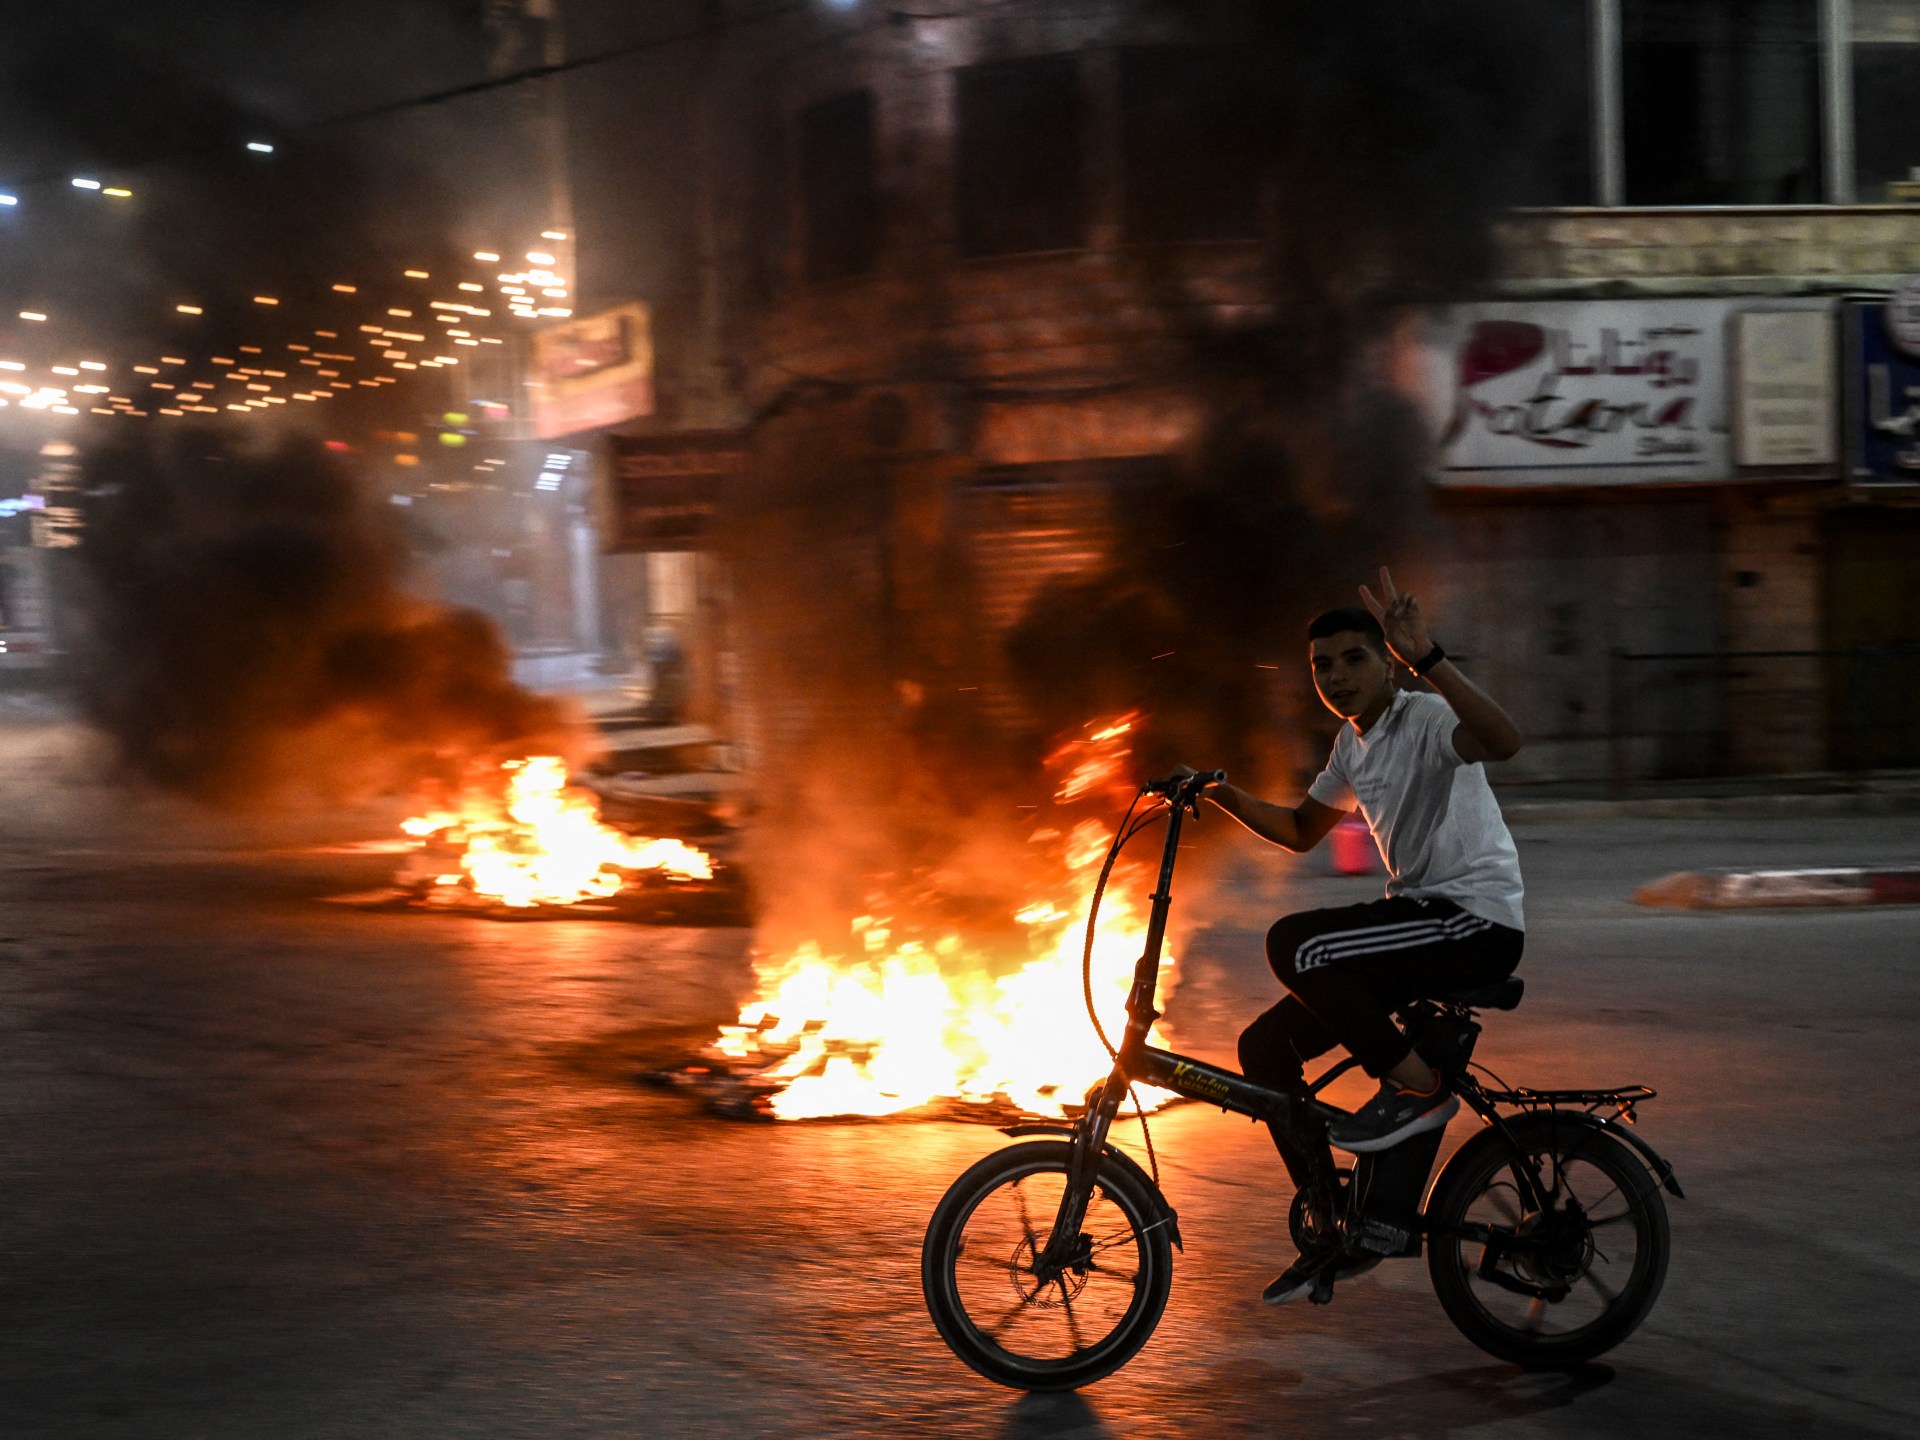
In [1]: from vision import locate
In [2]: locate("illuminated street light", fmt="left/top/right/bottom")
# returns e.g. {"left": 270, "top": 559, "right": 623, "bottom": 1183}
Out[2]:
{"left": 71, "top": 177, "right": 102, "bottom": 190}
{"left": 0, "top": 194, "right": 16, "bottom": 206}
{"left": 247, "top": 141, "right": 275, "bottom": 154}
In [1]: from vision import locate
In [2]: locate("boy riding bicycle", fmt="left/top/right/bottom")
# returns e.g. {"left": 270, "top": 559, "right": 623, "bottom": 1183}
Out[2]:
{"left": 1189, "top": 568, "right": 1526, "bottom": 1305}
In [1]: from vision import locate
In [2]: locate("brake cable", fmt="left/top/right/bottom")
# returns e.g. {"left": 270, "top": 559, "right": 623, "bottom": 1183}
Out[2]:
{"left": 1078, "top": 787, "right": 1174, "bottom": 1184}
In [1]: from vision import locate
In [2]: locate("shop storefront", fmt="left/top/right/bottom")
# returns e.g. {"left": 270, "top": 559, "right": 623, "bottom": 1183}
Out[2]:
{"left": 1428, "top": 296, "right": 1844, "bottom": 783}
{"left": 603, "top": 429, "right": 744, "bottom": 728}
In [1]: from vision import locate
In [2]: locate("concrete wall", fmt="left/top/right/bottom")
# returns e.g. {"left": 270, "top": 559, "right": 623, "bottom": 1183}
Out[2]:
{"left": 1498, "top": 207, "right": 1920, "bottom": 295}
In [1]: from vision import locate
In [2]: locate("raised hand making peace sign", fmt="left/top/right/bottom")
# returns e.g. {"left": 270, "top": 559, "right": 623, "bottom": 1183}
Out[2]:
{"left": 1358, "top": 566, "right": 1434, "bottom": 671}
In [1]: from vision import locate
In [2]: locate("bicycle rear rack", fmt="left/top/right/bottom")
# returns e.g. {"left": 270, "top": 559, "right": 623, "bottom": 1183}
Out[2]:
{"left": 1474, "top": 1083, "right": 1656, "bottom": 1125}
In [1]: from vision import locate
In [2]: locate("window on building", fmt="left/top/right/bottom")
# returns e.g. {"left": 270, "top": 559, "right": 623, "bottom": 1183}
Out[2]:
{"left": 1621, "top": 0, "right": 1823, "bottom": 205}
{"left": 747, "top": 105, "right": 792, "bottom": 300}
{"left": 954, "top": 54, "right": 1085, "bottom": 258}
{"left": 1853, "top": 0, "right": 1920, "bottom": 202}
{"left": 1117, "top": 47, "right": 1263, "bottom": 244}
{"left": 797, "top": 90, "right": 878, "bottom": 284}
{"left": 1509, "top": 0, "right": 1595, "bottom": 206}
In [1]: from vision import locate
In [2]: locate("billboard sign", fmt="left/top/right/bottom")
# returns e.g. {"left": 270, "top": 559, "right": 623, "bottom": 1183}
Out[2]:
{"left": 1887, "top": 274, "right": 1920, "bottom": 359}
{"left": 1433, "top": 298, "right": 1838, "bottom": 487}
{"left": 1731, "top": 306, "right": 1837, "bottom": 468}
{"left": 530, "top": 302, "right": 654, "bottom": 440}
{"left": 605, "top": 430, "right": 746, "bottom": 551}
{"left": 1844, "top": 296, "right": 1920, "bottom": 484}
{"left": 1434, "top": 300, "right": 1730, "bottom": 486}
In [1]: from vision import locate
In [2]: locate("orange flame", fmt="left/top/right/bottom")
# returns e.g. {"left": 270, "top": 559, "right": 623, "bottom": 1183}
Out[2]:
{"left": 402, "top": 755, "right": 712, "bottom": 907}
{"left": 714, "top": 713, "right": 1173, "bottom": 1119}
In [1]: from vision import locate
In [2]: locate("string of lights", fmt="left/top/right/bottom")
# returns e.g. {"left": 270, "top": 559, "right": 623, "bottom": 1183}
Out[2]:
{"left": 0, "top": 4, "right": 825, "bottom": 442}
{"left": 0, "top": 11, "right": 820, "bottom": 436}
{"left": 0, "top": 237, "right": 571, "bottom": 424}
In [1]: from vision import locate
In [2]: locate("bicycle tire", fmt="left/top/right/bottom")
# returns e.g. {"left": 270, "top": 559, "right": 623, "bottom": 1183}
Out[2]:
{"left": 921, "top": 1139, "right": 1174, "bottom": 1391}
{"left": 1426, "top": 1112, "right": 1670, "bottom": 1368}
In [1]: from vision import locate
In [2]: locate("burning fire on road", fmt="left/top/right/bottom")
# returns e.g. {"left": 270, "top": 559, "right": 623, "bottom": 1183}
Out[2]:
{"left": 393, "top": 755, "right": 718, "bottom": 913}
{"left": 686, "top": 715, "right": 1178, "bottom": 1122}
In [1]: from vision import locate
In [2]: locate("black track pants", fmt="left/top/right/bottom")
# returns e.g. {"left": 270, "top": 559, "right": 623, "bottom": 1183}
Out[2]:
{"left": 1237, "top": 895, "right": 1522, "bottom": 1188}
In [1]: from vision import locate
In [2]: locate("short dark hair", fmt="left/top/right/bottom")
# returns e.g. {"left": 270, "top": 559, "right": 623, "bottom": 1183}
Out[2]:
{"left": 1306, "top": 606, "right": 1387, "bottom": 657}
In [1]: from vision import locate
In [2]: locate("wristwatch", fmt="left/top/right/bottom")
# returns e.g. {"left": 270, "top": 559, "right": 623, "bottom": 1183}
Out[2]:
{"left": 1411, "top": 643, "right": 1446, "bottom": 676}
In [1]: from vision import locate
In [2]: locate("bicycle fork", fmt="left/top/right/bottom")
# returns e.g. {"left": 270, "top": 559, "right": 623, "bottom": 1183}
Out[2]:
{"left": 1032, "top": 784, "right": 1189, "bottom": 1278}
{"left": 1029, "top": 1069, "right": 1130, "bottom": 1278}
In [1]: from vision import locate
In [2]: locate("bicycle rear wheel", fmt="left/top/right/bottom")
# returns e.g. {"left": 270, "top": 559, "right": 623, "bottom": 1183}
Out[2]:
{"left": 921, "top": 1139, "right": 1173, "bottom": 1391}
{"left": 1426, "top": 1112, "right": 1669, "bottom": 1368}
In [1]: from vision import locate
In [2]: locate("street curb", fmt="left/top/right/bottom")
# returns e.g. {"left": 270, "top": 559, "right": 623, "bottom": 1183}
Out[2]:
{"left": 1503, "top": 786, "right": 1920, "bottom": 822}
{"left": 1633, "top": 866, "right": 1920, "bottom": 909}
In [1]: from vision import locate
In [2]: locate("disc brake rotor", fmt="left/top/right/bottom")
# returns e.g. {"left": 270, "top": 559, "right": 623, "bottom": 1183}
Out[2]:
{"left": 1509, "top": 1208, "right": 1595, "bottom": 1287}
{"left": 1010, "top": 1233, "right": 1091, "bottom": 1307}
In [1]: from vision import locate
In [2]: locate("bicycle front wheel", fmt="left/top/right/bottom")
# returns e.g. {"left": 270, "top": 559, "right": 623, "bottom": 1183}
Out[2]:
{"left": 1426, "top": 1112, "right": 1670, "bottom": 1368}
{"left": 921, "top": 1139, "right": 1174, "bottom": 1391}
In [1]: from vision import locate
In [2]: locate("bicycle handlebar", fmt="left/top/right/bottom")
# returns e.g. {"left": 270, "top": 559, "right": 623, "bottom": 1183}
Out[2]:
{"left": 1142, "top": 770, "right": 1226, "bottom": 807}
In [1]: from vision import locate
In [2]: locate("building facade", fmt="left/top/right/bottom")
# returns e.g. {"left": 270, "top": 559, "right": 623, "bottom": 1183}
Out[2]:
{"left": 591, "top": 0, "right": 1920, "bottom": 785}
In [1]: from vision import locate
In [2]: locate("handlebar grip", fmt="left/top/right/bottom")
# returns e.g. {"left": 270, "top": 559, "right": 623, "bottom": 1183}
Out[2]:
{"left": 1144, "top": 769, "right": 1228, "bottom": 797}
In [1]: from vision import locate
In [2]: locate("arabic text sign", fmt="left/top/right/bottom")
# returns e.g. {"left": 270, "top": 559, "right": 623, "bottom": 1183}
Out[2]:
{"left": 1845, "top": 298, "right": 1920, "bottom": 484}
{"left": 606, "top": 431, "right": 746, "bottom": 552}
{"left": 1438, "top": 300, "right": 1733, "bottom": 486}
{"left": 1733, "top": 307, "right": 1836, "bottom": 467}
{"left": 530, "top": 302, "right": 654, "bottom": 440}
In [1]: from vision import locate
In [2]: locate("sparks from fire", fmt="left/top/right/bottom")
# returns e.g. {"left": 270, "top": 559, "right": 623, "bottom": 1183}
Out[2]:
{"left": 401, "top": 755, "right": 712, "bottom": 908}
{"left": 713, "top": 714, "right": 1177, "bottom": 1121}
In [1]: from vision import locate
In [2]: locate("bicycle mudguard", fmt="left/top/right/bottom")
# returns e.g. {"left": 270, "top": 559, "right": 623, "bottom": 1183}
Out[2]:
{"left": 1594, "top": 1116, "right": 1686, "bottom": 1199}
{"left": 999, "top": 1123, "right": 1184, "bottom": 1249}
{"left": 1424, "top": 1110, "right": 1684, "bottom": 1229}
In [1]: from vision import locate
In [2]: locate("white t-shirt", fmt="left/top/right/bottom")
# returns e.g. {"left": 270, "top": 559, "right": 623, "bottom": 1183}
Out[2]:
{"left": 1307, "top": 689, "right": 1525, "bottom": 932}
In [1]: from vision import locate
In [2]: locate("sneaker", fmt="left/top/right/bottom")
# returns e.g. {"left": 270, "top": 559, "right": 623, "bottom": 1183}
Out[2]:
{"left": 1262, "top": 1247, "right": 1336, "bottom": 1305}
{"left": 1261, "top": 1247, "right": 1381, "bottom": 1305}
{"left": 1327, "top": 1080, "right": 1460, "bottom": 1154}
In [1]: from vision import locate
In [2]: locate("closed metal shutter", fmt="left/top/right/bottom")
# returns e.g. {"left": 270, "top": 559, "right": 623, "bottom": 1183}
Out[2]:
{"left": 960, "top": 458, "right": 1165, "bottom": 730}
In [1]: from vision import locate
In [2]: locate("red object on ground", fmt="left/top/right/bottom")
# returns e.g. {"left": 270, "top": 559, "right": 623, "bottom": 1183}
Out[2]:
{"left": 1869, "top": 871, "right": 1920, "bottom": 904}
{"left": 1634, "top": 865, "right": 1920, "bottom": 909}
{"left": 1330, "top": 812, "right": 1376, "bottom": 876}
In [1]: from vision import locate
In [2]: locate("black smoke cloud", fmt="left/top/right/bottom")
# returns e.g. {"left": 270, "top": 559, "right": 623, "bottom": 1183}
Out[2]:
{"left": 68, "top": 429, "right": 572, "bottom": 806}
{"left": 730, "top": 0, "right": 1567, "bottom": 947}
{"left": 0, "top": 17, "right": 572, "bottom": 807}
{"left": 1000, "top": 0, "right": 1572, "bottom": 780}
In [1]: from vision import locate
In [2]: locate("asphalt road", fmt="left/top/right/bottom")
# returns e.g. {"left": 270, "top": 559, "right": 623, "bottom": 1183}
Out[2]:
{"left": 4, "top": 713, "right": 1918, "bottom": 1438}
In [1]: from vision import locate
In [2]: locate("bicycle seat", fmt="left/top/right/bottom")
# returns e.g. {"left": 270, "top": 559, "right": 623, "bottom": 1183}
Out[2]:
{"left": 1429, "top": 977, "right": 1525, "bottom": 1011}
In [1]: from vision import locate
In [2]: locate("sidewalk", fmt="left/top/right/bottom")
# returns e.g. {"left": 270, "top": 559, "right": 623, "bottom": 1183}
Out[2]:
{"left": 1498, "top": 769, "right": 1920, "bottom": 821}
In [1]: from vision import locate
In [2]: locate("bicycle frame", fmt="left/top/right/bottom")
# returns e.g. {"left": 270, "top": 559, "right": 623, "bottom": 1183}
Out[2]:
{"left": 1041, "top": 784, "right": 1357, "bottom": 1268}
{"left": 1035, "top": 776, "right": 1681, "bottom": 1278}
